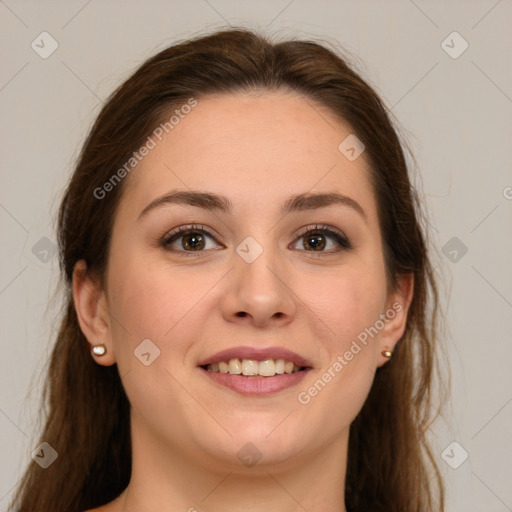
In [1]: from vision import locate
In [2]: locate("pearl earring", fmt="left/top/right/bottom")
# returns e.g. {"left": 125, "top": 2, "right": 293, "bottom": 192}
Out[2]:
{"left": 91, "top": 344, "right": 107, "bottom": 356}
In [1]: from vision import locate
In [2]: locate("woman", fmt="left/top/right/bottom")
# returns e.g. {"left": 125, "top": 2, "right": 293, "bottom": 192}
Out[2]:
{"left": 12, "top": 28, "right": 445, "bottom": 511}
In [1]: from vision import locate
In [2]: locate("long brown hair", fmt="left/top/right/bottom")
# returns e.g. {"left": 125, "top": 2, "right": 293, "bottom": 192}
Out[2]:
{"left": 11, "top": 28, "right": 446, "bottom": 511}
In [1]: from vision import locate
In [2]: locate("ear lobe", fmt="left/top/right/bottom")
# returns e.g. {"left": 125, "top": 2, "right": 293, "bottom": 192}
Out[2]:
{"left": 72, "top": 259, "right": 116, "bottom": 366}
{"left": 378, "top": 273, "right": 414, "bottom": 366}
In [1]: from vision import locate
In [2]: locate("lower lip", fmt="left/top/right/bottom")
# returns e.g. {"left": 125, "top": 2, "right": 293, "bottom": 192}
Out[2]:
{"left": 199, "top": 367, "right": 310, "bottom": 396}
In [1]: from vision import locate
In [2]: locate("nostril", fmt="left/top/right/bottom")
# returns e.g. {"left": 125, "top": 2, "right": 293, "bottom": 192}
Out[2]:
{"left": 236, "top": 311, "right": 248, "bottom": 317}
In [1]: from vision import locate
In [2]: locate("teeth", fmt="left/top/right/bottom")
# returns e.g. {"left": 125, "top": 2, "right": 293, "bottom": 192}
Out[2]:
{"left": 275, "top": 359, "right": 285, "bottom": 374}
{"left": 258, "top": 359, "right": 275, "bottom": 376}
{"left": 228, "top": 358, "right": 242, "bottom": 374}
{"left": 242, "top": 359, "right": 259, "bottom": 375}
{"left": 205, "top": 358, "right": 302, "bottom": 377}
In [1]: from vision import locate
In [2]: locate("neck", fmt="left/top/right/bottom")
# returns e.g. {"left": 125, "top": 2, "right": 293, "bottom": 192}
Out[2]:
{"left": 115, "top": 416, "right": 349, "bottom": 512}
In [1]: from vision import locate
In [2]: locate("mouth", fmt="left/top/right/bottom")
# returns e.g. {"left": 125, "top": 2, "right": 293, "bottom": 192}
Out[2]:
{"left": 200, "top": 358, "right": 307, "bottom": 376}
{"left": 197, "top": 346, "right": 313, "bottom": 396}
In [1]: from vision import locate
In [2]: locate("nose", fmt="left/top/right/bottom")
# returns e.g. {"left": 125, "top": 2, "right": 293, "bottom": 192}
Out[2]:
{"left": 220, "top": 246, "right": 297, "bottom": 328}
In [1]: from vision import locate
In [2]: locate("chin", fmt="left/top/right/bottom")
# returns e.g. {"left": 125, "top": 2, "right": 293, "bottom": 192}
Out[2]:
{"left": 198, "top": 420, "right": 307, "bottom": 468}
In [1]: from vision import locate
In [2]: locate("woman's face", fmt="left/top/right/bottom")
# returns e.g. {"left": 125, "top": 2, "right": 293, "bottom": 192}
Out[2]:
{"left": 76, "top": 91, "right": 411, "bottom": 472}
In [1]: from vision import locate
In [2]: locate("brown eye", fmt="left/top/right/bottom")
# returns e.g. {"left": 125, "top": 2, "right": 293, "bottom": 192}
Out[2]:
{"left": 303, "top": 231, "right": 326, "bottom": 251}
{"left": 181, "top": 232, "right": 206, "bottom": 251}
{"left": 291, "top": 225, "right": 352, "bottom": 253}
{"left": 161, "top": 225, "right": 222, "bottom": 254}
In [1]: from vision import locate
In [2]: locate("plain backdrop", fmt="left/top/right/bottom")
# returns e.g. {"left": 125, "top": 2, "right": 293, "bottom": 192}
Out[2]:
{"left": 1, "top": 1, "right": 511, "bottom": 510}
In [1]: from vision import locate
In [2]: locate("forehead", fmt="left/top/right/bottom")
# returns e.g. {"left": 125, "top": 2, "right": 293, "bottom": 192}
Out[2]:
{"left": 117, "top": 91, "right": 376, "bottom": 221}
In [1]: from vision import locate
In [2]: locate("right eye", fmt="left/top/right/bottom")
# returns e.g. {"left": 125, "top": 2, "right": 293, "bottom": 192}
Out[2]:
{"left": 160, "top": 225, "right": 224, "bottom": 254}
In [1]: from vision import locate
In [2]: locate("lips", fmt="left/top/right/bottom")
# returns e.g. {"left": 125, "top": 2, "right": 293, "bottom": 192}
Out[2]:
{"left": 197, "top": 345, "right": 313, "bottom": 396}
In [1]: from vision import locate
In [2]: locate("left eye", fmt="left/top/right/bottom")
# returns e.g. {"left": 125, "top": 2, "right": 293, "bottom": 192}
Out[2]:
{"left": 291, "top": 226, "right": 351, "bottom": 252}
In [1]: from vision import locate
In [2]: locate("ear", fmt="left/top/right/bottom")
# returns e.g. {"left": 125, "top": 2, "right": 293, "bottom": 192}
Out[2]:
{"left": 72, "top": 259, "right": 116, "bottom": 366}
{"left": 377, "top": 273, "right": 414, "bottom": 367}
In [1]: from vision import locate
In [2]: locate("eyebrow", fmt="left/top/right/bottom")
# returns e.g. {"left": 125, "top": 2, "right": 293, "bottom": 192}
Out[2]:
{"left": 137, "top": 190, "right": 367, "bottom": 222}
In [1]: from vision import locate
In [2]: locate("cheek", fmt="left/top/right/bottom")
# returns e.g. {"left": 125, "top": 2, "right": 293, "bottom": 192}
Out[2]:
{"left": 108, "top": 252, "right": 195, "bottom": 332}
{"left": 301, "top": 264, "right": 387, "bottom": 346}
{"left": 106, "top": 252, "right": 224, "bottom": 370}
{"left": 296, "top": 275, "right": 381, "bottom": 431}
{"left": 105, "top": 256, "right": 209, "bottom": 411}
{"left": 292, "top": 260, "right": 385, "bottom": 418}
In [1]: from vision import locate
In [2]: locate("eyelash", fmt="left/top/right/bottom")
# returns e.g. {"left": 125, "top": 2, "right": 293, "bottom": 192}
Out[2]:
{"left": 160, "top": 223, "right": 352, "bottom": 257}
{"left": 294, "top": 224, "right": 352, "bottom": 251}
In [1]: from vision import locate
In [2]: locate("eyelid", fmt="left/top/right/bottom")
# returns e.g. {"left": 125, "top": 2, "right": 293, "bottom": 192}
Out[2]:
{"left": 162, "top": 223, "right": 218, "bottom": 240}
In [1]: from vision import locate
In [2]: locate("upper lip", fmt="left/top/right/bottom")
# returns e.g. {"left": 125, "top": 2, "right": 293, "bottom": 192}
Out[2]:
{"left": 197, "top": 345, "right": 313, "bottom": 368}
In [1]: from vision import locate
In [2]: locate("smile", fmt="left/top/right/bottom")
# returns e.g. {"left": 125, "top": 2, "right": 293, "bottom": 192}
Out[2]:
{"left": 202, "top": 358, "right": 304, "bottom": 376}
{"left": 197, "top": 345, "right": 313, "bottom": 396}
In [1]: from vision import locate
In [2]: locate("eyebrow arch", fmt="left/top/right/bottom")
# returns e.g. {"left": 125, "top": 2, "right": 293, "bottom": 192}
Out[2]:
{"left": 138, "top": 190, "right": 233, "bottom": 219}
{"left": 282, "top": 192, "right": 367, "bottom": 222}
{"left": 137, "top": 190, "right": 367, "bottom": 222}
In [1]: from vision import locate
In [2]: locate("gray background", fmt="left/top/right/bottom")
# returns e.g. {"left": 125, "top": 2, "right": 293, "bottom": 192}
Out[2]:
{"left": 1, "top": 0, "right": 511, "bottom": 510}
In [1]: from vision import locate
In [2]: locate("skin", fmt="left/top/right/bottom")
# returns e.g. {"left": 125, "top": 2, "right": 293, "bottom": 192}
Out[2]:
{"left": 74, "top": 91, "right": 413, "bottom": 512}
